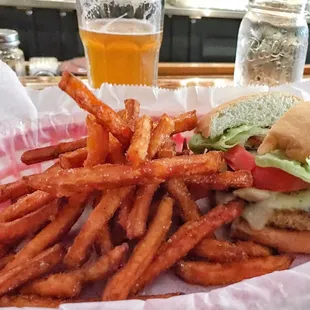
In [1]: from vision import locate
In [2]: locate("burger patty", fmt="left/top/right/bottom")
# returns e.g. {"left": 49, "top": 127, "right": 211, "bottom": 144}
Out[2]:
{"left": 246, "top": 136, "right": 264, "bottom": 149}
{"left": 268, "top": 209, "right": 310, "bottom": 231}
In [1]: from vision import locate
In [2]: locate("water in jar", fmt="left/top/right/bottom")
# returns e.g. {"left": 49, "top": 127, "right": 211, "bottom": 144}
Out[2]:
{"left": 234, "top": 11, "right": 309, "bottom": 86}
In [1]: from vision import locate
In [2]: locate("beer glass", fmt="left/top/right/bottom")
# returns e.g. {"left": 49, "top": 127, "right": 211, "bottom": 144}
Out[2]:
{"left": 76, "top": 0, "right": 164, "bottom": 88}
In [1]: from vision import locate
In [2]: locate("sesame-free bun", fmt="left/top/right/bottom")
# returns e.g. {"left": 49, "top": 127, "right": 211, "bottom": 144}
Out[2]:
{"left": 197, "top": 92, "right": 303, "bottom": 140}
{"left": 258, "top": 101, "right": 310, "bottom": 163}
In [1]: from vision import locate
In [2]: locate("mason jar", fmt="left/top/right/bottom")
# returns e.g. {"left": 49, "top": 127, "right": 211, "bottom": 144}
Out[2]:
{"left": 0, "top": 29, "right": 25, "bottom": 76}
{"left": 234, "top": 0, "right": 309, "bottom": 86}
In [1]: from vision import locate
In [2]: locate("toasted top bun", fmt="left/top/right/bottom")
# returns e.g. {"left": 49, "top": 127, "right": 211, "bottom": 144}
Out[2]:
{"left": 258, "top": 101, "right": 310, "bottom": 163}
{"left": 197, "top": 92, "right": 302, "bottom": 139}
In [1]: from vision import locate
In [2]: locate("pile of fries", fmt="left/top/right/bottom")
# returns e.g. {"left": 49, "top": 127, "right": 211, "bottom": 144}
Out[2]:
{"left": 0, "top": 72, "right": 293, "bottom": 308}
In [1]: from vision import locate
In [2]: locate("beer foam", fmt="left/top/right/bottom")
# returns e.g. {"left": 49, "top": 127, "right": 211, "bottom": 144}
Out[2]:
{"left": 79, "top": 0, "right": 162, "bottom": 31}
{"left": 81, "top": 0, "right": 159, "bottom": 6}
{"left": 81, "top": 19, "right": 159, "bottom": 35}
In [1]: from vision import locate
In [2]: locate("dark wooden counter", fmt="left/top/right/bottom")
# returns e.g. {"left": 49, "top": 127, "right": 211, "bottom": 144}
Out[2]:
{"left": 20, "top": 63, "right": 310, "bottom": 90}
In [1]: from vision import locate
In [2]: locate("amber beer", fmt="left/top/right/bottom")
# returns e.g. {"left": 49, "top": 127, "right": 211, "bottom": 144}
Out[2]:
{"left": 80, "top": 19, "right": 163, "bottom": 88}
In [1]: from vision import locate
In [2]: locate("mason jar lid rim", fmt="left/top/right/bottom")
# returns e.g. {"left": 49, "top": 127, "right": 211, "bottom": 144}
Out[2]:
{"left": 0, "top": 29, "right": 19, "bottom": 44}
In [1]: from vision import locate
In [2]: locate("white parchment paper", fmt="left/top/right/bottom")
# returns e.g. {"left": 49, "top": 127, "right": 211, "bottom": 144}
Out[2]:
{"left": 1, "top": 61, "right": 310, "bottom": 309}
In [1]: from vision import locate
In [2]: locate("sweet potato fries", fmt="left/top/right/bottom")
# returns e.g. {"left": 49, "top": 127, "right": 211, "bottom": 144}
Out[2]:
{"left": 176, "top": 256, "right": 293, "bottom": 286}
{"left": 59, "top": 71, "right": 132, "bottom": 147}
{"left": 0, "top": 72, "right": 293, "bottom": 308}
{"left": 25, "top": 152, "right": 225, "bottom": 197}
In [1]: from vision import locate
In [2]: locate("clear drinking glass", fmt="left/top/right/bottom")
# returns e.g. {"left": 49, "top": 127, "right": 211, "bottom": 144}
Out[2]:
{"left": 76, "top": 0, "right": 164, "bottom": 88}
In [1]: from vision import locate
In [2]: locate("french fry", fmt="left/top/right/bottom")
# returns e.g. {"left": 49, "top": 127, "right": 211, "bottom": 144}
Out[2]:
{"left": 117, "top": 109, "right": 126, "bottom": 121}
{"left": 126, "top": 183, "right": 160, "bottom": 239}
{"left": 133, "top": 293, "right": 184, "bottom": 300}
{"left": 0, "top": 200, "right": 59, "bottom": 243}
{"left": 175, "top": 256, "right": 293, "bottom": 286}
{"left": 172, "top": 111, "right": 198, "bottom": 134}
{"left": 59, "top": 72, "right": 132, "bottom": 147}
{"left": 145, "top": 198, "right": 162, "bottom": 225}
{"left": 82, "top": 244, "right": 128, "bottom": 281}
{"left": 157, "top": 138, "right": 177, "bottom": 159}
{"left": 127, "top": 115, "right": 153, "bottom": 167}
{"left": 235, "top": 240, "right": 272, "bottom": 258}
{"left": 193, "top": 239, "right": 248, "bottom": 262}
{"left": 124, "top": 99, "right": 140, "bottom": 131}
{"left": 117, "top": 188, "right": 136, "bottom": 230}
{"left": 0, "top": 292, "right": 182, "bottom": 307}
{"left": 0, "top": 163, "right": 60, "bottom": 205}
{"left": 147, "top": 114, "right": 175, "bottom": 160}
{"left": 188, "top": 183, "right": 211, "bottom": 201}
{"left": 21, "top": 243, "right": 128, "bottom": 298}
{"left": 184, "top": 170, "right": 253, "bottom": 191}
{"left": 0, "top": 245, "right": 10, "bottom": 260}
{"left": 167, "top": 178, "right": 201, "bottom": 222}
{"left": 94, "top": 224, "right": 114, "bottom": 255}
{"left": 111, "top": 218, "right": 127, "bottom": 246}
{"left": 125, "top": 114, "right": 160, "bottom": 238}
{"left": 46, "top": 162, "right": 62, "bottom": 172}
{"left": 60, "top": 134, "right": 125, "bottom": 168}
{"left": 177, "top": 150, "right": 191, "bottom": 156}
{"left": 0, "top": 295, "right": 64, "bottom": 308}
{"left": 0, "top": 179, "right": 33, "bottom": 203}
{"left": 90, "top": 190, "right": 103, "bottom": 209}
{"left": 107, "top": 134, "right": 126, "bottom": 164}
{"left": 84, "top": 114, "right": 109, "bottom": 167}
{"left": 64, "top": 186, "right": 134, "bottom": 269}
{"left": 59, "top": 147, "right": 88, "bottom": 169}
{"left": 0, "top": 295, "right": 97, "bottom": 309}
{"left": 0, "top": 190, "right": 54, "bottom": 223}
{"left": 4, "top": 193, "right": 88, "bottom": 271}
{"left": 21, "top": 138, "right": 87, "bottom": 165}
{"left": 0, "top": 244, "right": 65, "bottom": 296}
{"left": 102, "top": 196, "right": 173, "bottom": 301}
{"left": 0, "top": 253, "right": 15, "bottom": 271}
{"left": 25, "top": 152, "right": 225, "bottom": 197}
{"left": 158, "top": 137, "right": 201, "bottom": 222}
{"left": 130, "top": 199, "right": 244, "bottom": 295}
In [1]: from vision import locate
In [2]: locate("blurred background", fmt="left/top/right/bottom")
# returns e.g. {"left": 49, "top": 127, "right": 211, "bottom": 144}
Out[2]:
{"left": 0, "top": 0, "right": 292, "bottom": 63}
{"left": 1, "top": 0, "right": 310, "bottom": 88}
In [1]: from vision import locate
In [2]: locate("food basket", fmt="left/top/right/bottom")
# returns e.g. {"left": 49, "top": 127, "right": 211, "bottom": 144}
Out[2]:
{"left": 1, "top": 61, "right": 310, "bottom": 309}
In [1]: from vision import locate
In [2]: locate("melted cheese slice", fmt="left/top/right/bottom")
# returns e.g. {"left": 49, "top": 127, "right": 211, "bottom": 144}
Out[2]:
{"left": 233, "top": 188, "right": 310, "bottom": 230}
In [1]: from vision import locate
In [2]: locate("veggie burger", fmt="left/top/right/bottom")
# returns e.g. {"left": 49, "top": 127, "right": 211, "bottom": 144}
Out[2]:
{"left": 190, "top": 92, "right": 310, "bottom": 254}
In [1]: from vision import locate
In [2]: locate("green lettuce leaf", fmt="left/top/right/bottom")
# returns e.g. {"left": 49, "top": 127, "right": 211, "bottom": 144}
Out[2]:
{"left": 189, "top": 125, "right": 268, "bottom": 153}
{"left": 255, "top": 151, "right": 310, "bottom": 183}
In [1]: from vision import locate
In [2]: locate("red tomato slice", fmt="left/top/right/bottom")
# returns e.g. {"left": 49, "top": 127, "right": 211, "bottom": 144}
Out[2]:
{"left": 252, "top": 166, "right": 310, "bottom": 192}
{"left": 224, "top": 145, "right": 310, "bottom": 192}
{"left": 171, "top": 133, "right": 184, "bottom": 152}
{"left": 224, "top": 145, "right": 256, "bottom": 171}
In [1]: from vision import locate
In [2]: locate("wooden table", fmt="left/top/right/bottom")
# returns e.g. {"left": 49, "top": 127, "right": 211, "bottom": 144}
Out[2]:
{"left": 20, "top": 63, "right": 310, "bottom": 89}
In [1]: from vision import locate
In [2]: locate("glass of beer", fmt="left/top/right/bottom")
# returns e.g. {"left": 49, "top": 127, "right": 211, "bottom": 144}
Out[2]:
{"left": 76, "top": 0, "right": 164, "bottom": 88}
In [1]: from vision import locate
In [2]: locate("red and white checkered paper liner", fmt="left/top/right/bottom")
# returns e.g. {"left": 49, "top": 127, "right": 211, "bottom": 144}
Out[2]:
{"left": 2, "top": 61, "right": 310, "bottom": 309}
